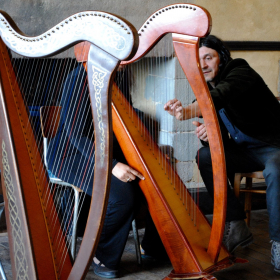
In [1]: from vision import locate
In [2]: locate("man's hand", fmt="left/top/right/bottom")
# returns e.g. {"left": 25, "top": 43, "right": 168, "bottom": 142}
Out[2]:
{"left": 164, "top": 100, "right": 202, "bottom": 120}
{"left": 164, "top": 99, "right": 184, "bottom": 120}
{"left": 193, "top": 121, "right": 208, "bottom": 142}
{"left": 112, "top": 162, "right": 145, "bottom": 183}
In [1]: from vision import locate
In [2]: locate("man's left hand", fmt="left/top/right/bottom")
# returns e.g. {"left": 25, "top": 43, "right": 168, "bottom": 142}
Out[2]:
{"left": 193, "top": 121, "right": 208, "bottom": 142}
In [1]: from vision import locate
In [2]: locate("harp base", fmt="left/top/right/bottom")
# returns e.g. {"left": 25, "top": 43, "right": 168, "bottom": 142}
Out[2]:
{"left": 163, "top": 272, "right": 217, "bottom": 280}
{"left": 163, "top": 257, "right": 248, "bottom": 280}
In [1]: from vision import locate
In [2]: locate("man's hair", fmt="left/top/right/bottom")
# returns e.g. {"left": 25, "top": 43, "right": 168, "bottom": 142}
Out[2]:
{"left": 199, "top": 35, "right": 231, "bottom": 72}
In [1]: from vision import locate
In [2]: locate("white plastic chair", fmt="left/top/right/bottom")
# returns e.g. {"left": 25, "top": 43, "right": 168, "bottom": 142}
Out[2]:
{"left": 0, "top": 260, "right": 7, "bottom": 280}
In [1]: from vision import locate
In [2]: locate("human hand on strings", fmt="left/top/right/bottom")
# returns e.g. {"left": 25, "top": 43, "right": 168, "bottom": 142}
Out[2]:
{"left": 164, "top": 99, "right": 184, "bottom": 120}
{"left": 112, "top": 162, "right": 145, "bottom": 183}
{"left": 192, "top": 121, "right": 208, "bottom": 142}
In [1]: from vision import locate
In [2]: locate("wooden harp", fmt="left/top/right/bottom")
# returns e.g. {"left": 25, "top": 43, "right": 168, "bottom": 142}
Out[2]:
{"left": 0, "top": 10, "right": 138, "bottom": 280}
{"left": 75, "top": 4, "right": 246, "bottom": 280}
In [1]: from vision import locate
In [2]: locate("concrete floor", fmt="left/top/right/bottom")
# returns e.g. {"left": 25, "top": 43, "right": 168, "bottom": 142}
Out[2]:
{"left": 0, "top": 210, "right": 279, "bottom": 280}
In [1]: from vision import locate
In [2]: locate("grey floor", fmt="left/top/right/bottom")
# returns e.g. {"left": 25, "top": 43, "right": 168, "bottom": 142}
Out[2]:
{"left": 0, "top": 209, "right": 279, "bottom": 280}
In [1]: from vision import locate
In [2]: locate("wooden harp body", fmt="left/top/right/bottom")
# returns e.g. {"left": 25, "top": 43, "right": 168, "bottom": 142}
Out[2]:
{"left": 0, "top": 10, "right": 137, "bottom": 280}
{"left": 116, "top": 5, "right": 234, "bottom": 279}
{"left": 76, "top": 4, "right": 247, "bottom": 280}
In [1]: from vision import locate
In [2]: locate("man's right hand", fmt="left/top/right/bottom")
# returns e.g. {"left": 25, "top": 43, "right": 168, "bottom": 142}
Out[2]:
{"left": 164, "top": 99, "right": 184, "bottom": 120}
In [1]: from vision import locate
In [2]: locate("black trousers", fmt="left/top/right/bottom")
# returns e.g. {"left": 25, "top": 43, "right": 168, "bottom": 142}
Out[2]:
{"left": 95, "top": 175, "right": 137, "bottom": 269}
{"left": 141, "top": 212, "right": 167, "bottom": 258}
{"left": 196, "top": 145, "right": 247, "bottom": 221}
{"left": 64, "top": 174, "right": 138, "bottom": 270}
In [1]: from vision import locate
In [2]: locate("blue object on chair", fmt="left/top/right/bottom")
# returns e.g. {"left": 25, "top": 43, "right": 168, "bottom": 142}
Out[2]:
{"left": 28, "top": 106, "right": 42, "bottom": 139}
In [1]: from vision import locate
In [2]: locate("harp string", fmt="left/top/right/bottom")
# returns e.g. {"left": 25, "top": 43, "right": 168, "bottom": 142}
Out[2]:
{"left": 37, "top": 51, "right": 94, "bottom": 272}
{"left": 7, "top": 44, "right": 99, "bottom": 274}
{"left": 47, "top": 47, "right": 97, "bottom": 270}
{"left": 47, "top": 58, "right": 80, "bottom": 272}
{"left": 9, "top": 51, "right": 73, "bottom": 268}
{"left": 9, "top": 52, "right": 61, "bottom": 246}
{"left": 115, "top": 35, "right": 201, "bottom": 230}
{"left": 44, "top": 57, "right": 78, "bottom": 267}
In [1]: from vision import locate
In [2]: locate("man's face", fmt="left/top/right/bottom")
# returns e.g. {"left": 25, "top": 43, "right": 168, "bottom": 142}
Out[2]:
{"left": 199, "top": 46, "right": 220, "bottom": 85}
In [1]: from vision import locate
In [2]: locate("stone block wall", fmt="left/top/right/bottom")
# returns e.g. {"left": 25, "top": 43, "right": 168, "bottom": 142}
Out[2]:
{"left": 2, "top": 0, "right": 278, "bottom": 189}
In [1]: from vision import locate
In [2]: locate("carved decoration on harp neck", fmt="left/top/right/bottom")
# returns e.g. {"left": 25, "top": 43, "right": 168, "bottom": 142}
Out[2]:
{"left": 92, "top": 65, "right": 108, "bottom": 166}
{"left": 2, "top": 140, "right": 29, "bottom": 280}
{"left": 0, "top": 10, "right": 136, "bottom": 60}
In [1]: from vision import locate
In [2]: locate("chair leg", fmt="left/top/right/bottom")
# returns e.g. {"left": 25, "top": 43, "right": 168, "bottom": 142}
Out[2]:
{"left": 132, "top": 219, "right": 142, "bottom": 265}
{"left": 234, "top": 173, "right": 242, "bottom": 198}
{"left": 244, "top": 177, "right": 253, "bottom": 226}
{"left": 71, "top": 188, "right": 79, "bottom": 260}
{"left": 0, "top": 261, "right": 7, "bottom": 280}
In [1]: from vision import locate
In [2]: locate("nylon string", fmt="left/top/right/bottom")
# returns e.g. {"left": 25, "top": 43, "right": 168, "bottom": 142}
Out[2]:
{"left": 115, "top": 35, "right": 201, "bottom": 232}
{"left": 8, "top": 44, "right": 97, "bottom": 275}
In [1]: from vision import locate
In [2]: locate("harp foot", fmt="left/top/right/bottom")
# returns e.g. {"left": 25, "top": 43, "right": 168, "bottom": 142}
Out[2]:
{"left": 163, "top": 271, "right": 217, "bottom": 280}
{"left": 163, "top": 257, "right": 248, "bottom": 280}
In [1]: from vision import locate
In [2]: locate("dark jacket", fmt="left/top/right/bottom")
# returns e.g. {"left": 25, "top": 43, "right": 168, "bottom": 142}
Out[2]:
{"left": 209, "top": 58, "right": 280, "bottom": 148}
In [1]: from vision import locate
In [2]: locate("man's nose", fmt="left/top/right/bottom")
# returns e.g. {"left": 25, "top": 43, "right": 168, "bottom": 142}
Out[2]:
{"left": 200, "top": 59, "right": 207, "bottom": 69}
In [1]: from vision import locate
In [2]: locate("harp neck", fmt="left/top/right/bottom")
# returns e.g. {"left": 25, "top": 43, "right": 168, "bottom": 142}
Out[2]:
{"left": 74, "top": 3, "right": 211, "bottom": 64}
